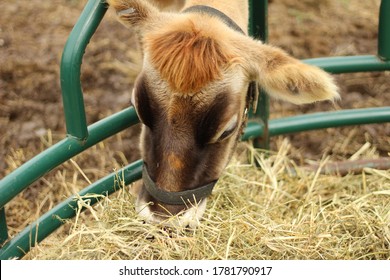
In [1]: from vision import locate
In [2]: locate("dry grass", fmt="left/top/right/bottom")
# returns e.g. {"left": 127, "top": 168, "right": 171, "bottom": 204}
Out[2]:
{"left": 2, "top": 0, "right": 389, "bottom": 261}
{"left": 24, "top": 140, "right": 390, "bottom": 260}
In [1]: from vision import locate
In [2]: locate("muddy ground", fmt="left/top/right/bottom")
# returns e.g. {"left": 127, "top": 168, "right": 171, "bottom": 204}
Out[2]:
{"left": 1, "top": 0, "right": 389, "bottom": 240}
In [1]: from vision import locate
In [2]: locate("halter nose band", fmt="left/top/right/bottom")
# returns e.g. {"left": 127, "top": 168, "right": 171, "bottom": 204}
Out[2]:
{"left": 142, "top": 165, "right": 216, "bottom": 205}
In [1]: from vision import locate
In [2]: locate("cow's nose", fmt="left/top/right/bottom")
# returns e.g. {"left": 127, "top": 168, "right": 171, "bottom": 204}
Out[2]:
{"left": 135, "top": 185, "right": 208, "bottom": 228}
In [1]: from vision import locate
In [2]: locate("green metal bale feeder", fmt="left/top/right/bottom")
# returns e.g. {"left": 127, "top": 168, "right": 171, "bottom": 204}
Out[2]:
{"left": 1, "top": 0, "right": 389, "bottom": 260}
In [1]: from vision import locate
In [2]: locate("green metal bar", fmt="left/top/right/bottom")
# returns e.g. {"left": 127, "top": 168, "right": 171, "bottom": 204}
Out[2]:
{"left": 243, "top": 107, "right": 390, "bottom": 140}
{"left": 304, "top": 55, "right": 390, "bottom": 73}
{"left": 0, "top": 108, "right": 139, "bottom": 210}
{"left": 248, "top": 0, "right": 270, "bottom": 149}
{"left": 378, "top": 0, "right": 390, "bottom": 60}
{"left": 0, "top": 160, "right": 143, "bottom": 260}
{"left": 248, "top": 0, "right": 268, "bottom": 40}
{"left": 0, "top": 208, "right": 8, "bottom": 245}
{"left": 60, "top": 0, "right": 108, "bottom": 141}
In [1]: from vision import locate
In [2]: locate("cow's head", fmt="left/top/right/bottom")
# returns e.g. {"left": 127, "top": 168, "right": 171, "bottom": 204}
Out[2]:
{"left": 108, "top": 0, "right": 339, "bottom": 227}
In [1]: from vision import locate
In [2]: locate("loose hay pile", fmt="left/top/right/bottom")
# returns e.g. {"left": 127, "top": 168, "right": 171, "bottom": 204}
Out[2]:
{"left": 25, "top": 142, "right": 390, "bottom": 260}
{"left": 2, "top": 0, "right": 389, "bottom": 261}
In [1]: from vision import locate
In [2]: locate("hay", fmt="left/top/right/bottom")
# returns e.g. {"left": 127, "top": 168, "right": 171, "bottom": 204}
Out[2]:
{"left": 25, "top": 141, "right": 390, "bottom": 260}
{"left": 2, "top": 0, "right": 388, "bottom": 261}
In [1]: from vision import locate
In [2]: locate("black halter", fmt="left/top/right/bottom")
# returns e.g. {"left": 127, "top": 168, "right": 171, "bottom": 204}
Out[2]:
{"left": 183, "top": 5, "right": 245, "bottom": 34}
{"left": 143, "top": 165, "right": 216, "bottom": 205}
{"left": 142, "top": 5, "right": 259, "bottom": 206}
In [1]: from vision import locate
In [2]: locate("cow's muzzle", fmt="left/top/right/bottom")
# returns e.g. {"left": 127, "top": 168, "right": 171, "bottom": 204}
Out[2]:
{"left": 142, "top": 165, "right": 217, "bottom": 205}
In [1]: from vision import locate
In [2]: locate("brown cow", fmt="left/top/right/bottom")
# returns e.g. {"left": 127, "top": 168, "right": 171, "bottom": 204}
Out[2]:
{"left": 107, "top": 0, "right": 339, "bottom": 227}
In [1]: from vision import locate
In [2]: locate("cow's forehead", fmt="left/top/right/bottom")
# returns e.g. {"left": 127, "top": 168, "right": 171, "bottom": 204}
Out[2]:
{"left": 141, "top": 55, "right": 247, "bottom": 111}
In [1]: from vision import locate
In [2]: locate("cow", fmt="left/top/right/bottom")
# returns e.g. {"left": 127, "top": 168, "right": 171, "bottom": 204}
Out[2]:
{"left": 107, "top": 0, "right": 339, "bottom": 228}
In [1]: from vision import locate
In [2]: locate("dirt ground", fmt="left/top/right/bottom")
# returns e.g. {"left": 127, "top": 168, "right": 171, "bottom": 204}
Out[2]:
{"left": 1, "top": 0, "right": 389, "bottom": 244}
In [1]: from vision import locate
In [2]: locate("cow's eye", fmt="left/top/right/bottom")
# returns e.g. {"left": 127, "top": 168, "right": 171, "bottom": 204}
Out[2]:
{"left": 131, "top": 75, "right": 155, "bottom": 129}
{"left": 196, "top": 93, "right": 237, "bottom": 145}
{"left": 216, "top": 114, "right": 238, "bottom": 142}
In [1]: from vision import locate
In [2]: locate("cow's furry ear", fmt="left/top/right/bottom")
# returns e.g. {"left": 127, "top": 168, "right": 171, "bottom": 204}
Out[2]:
{"left": 234, "top": 36, "right": 339, "bottom": 104}
{"left": 107, "top": 0, "right": 159, "bottom": 29}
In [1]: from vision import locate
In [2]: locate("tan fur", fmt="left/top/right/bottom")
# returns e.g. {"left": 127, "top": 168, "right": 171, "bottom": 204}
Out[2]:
{"left": 167, "top": 153, "right": 185, "bottom": 171}
{"left": 108, "top": 0, "right": 154, "bottom": 26}
{"left": 150, "top": 0, "right": 185, "bottom": 11}
{"left": 248, "top": 42, "right": 339, "bottom": 104}
{"left": 182, "top": 0, "right": 249, "bottom": 32}
{"left": 146, "top": 26, "right": 230, "bottom": 94}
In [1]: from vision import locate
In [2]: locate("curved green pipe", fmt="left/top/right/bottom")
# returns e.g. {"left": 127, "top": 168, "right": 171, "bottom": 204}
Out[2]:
{"left": 244, "top": 107, "right": 390, "bottom": 140}
{"left": 378, "top": 0, "right": 390, "bottom": 60}
{"left": 60, "top": 0, "right": 108, "bottom": 140}
{"left": 0, "top": 160, "right": 142, "bottom": 260}
{"left": 304, "top": 55, "right": 390, "bottom": 74}
{"left": 0, "top": 108, "right": 139, "bottom": 210}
